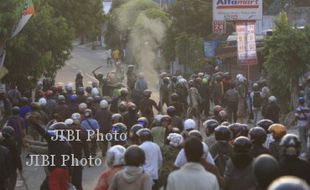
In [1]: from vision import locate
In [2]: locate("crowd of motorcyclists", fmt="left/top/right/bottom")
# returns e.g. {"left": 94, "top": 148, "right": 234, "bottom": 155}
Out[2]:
{"left": 0, "top": 64, "right": 310, "bottom": 190}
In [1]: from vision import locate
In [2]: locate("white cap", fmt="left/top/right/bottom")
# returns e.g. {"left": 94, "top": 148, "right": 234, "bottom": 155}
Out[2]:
{"left": 64, "top": 118, "right": 74, "bottom": 126}
{"left": 38, "top": 97, "right": 47, "bottom": 106}
{"left": 100, "top": 100, "right": 109, "bottom": 109}
{"left": 268, "top": 96, "right": 277, "bottom": 103}
{"left": 71, "top": 113, "right": 81, "bottom": 121}
{"left": 78, "top": 103, "right": 87, "bottom": 112}
{"left": 184, "top": 119, "right": 196, "bottom": 130}
{"left": 167, "top": 133, "right": 183, "bottom": 147}
{"left": 91, "top": 88, "right": 100, "bottom": 97}
{"left": 106, "top": 145, "right": 126, "bottom": 167}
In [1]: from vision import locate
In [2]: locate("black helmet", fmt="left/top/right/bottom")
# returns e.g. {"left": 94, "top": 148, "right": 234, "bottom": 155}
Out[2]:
{"left": 239, "top": 124, "right": 249, "bottom": 137}
{"left": 112, "top": 113, "right": 123, "bottom": 124}
{"left": 228, "top": 123, "right": 243, "bottom": 139}
{"left": 203, "top": 119, "right": 219, "bottom": 134}
{"left": 2, "top": 126, "right": 15, "bottom": 139}
{"left": 268, "top": 176, "right": 310, "bottom": 190}
{"left": 11, "top": 106, "right": 20, "bottom": 115}
{"left": 257, "top": 119, "right": 274, "bottom": 133}
{"left": 254, "top": 154, "right": 279, "bottom": 188}
{"left": 280, "top": 134, "right": 301, "bottom": 157}
{"left": 233, "top": 136, "right": 252, "bottom": 153}
{"left": 249, "top": 127, "right": 267, "bottom": 145}
{"left": 215, "top": 125, "right": 231, "bottom": 141}
{"left": 77, "top": 87, "right": 84, "bottom": 96}
{"left": 167, "top": 106, "right": 176, "bottom": 117}
{"left": 86, "top": 96, "right": 94, "bottom": 104}
{"left": 125, "top": 145, "right": 145, "bottom": 166}
{"left": 85, "top": 86, "right": 92, "bottom": 94}
{"left": 137, "top": 128, "right": 152, "bottom": 141}
{"left": 94, "top": 95, "right": 102, "bottom": 103}
{"left": 137, "top": 117, "right": 148, "bottom": 128}
{"left": 130, "top": 124, "right": 144, "bottom": 136}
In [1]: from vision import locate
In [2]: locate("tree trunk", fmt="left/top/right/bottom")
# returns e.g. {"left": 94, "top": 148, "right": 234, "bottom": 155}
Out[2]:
{"left": 290, "top": 78, "right": 299, "bottom": 110}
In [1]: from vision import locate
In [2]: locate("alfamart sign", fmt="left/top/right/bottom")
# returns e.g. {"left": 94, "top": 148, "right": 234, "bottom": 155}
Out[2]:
{"left": 213, "top": 0, "right": 263, "bottom": 21}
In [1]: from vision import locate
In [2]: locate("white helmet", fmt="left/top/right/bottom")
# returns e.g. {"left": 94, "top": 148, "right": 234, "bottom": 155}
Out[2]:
{"left": 78, "top": 103, "right": 87, "bottom": 112}
{"left": 106, "top": 145, "right": 126, "bottom": 167}
{"left": 91, "top": 87, "right": 100, "bottom": 97}
{"left": 268, "top": 96, "right": 277, "bottom": 103}
{"left": 64, "top": 118, "right": 74, "bottom": 126}
{"left": 65, "top": 82, "right": 73, "bottom": 92}
{"left": 100, "top": 100, "right": 109, "bottom": 109}
{"left": 184, "top": 119, "right": 196, "bottom": 131}
{"left": 38, "top": 97, "right": 47, "bottom": 106}
{"left": 167, "top": 133, "right": 184, "bottom": 148}
{"left": 71, "top": 113, "right": 81, "bottom": 121}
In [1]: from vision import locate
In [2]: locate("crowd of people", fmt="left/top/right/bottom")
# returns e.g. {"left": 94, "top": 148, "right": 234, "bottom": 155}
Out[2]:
{"left": 0, "top": 65, "right": 310, "bottom": 190}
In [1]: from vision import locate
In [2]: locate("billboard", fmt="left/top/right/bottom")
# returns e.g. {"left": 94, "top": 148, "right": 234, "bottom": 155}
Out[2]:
{"left": 213, "top": 0, "right": 263, "bottom": 21}
{"left": 236, "top": 21, "right": 257, "bottom": 65}
{"left": 204, "top": 40, "right": 218, "bottom": 58}
{"left": 213, "top": 20, "right": 226, "bottom": 33}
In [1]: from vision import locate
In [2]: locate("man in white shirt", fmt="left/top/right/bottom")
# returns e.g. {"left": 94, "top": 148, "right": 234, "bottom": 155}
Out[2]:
{"left": 137, "top": 128, "right": 163, "bottom": 190}
{"left": 167, "top": 137, "right": 219, "bottom": 190}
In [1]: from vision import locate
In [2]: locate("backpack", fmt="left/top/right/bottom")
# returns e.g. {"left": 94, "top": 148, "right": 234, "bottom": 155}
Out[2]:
{"left": 214, "top": 153, "right": 230, "bottom": 176}
{"left": 252, "top": 91, "right": 262, "bottom": 108}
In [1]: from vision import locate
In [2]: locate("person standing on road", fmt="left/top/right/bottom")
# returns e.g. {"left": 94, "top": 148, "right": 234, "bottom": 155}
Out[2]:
{"left": 294, "top": 97, "right": 310, "bottom": 157}
{"left": 250, "top": 83, "right": 263, "bottom": 124}
{"left": 224, "top": 83, "right": 239, "bottom": 123}
{"left": 75, "top": 72, "right": 84, "bottom": 91}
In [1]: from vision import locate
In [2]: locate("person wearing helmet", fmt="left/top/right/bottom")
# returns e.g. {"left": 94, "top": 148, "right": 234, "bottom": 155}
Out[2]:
{"left": 45, "top": 91, "right": 57, "bottom": 119}
{"left": 68, "top": 94, "right": 79, "bottom": 115}
{"left": 278, "top": 134, "right": 310, "bottom": 183}
{"left": 140, "top": 90, "right": 160, "bottom": 125}
{"left": 262, "top": 96, "right": 280, "bottom": 123}
{"left": 81, "top": 109, "right": 100, "bottom": 157}
{"left": 175, "top": 78, "right": 188, "bottom": 111}
{"left": 167, "top": 137, "right": 220, "bottom": 190}
{"left": 199, "top": 75, "right": 211, "bottom": 118}
{"left": 159, "top": 77, "right": 170, "bottom": 112}
{"left": 268, "top": 124, "right": 287, "bottom": 160}
{"left": 137, "top": 128, "right": 163, "bottom": 190}
{"left": 109, "top": 145, "right": 152, "bottom": 190}
{"left": 6, "top": 106, "right": 26, "bottom": 147}
{"left": 203, "top": 119, "right": 219, "bottom": 147}
{"left": 182, "top": 118, "right": 196, "bottom": 139}
{"left": 169, "top": 93, "right": 184, "bottom": 117}
{"left": 210, "top": 125, "right": 233, "bottom": 176}
{"left": 134, "top": 73, "right": 148, "bottom": 95}
{"left": 0, "top": 126, "right": 23, "bottom": 190}
{"left": 95, "top": 100, "right": 112, "bottom": 157}
{"left": 250, "top": 83, "right": 263, "bottom": 124}
{"left": 167, "top": 106, "right": 183, "bottom": 132}
{"left": 236, "top": 74, "right": 248, "bottom": 123}
{"left": 0, "top": 140, "right": 10, "bottom": 190}
{"left": 224, "top": 136, "right": 256, "bottom": 190}
{"left": 212, "top": 74, "right": 224, "bottom": 106}
{"left": 159, "top": 133, "right": 184, "bottom": 189}
{"left": 126, "top": 65, "right": 137, "bottom": 94}
{"left": 75, "top": 72, "right": 84, "bottom": 91}
{"left": 151, "top": 115, "right": 168, "bottom": 148}
{"left": 254, "top": 154, "right": 279, "bottom": 190}
{"left": 212, "top": 105, "right": 224, "bottom": 123}
{"left": 53, "top": 95, "right": 70, "bottom": 122}
{"left": 187, "top": 79, "right": 202, "bottom": 124}
{"left": 28, "top": 102, "right": 49, "bottom": 140}
{"left": 294, "top": 97, "right": 310, "bottom": 157}
{"left": 249, "top": 127, "right": 271, "bottom": 157}
{"left": 257, "top": 119, "right": 274, "bottom": 148}
{"left": 26, "top": 115, "right": 72, "bottom": 190}
{"left": 111, "top": 123, "right": 128, "bottom": 146}
{"left": 7, "top": 83, "right": 21, "bottom": 107}
{"left": 268, "top": 176, "right": 310, "bottom": 190}
{"left": 78, "top": 103, "right": 87, "bottom": 120}
{"left": 129, "top": 124, "right": 144, "bottom": 145}
{"left": 224, "top": 83, "right": 239, "bottom": 123}
{"left": 112, "top": 113, "right": 123, "bottom": 125}
{"left": 95, "top": 145, "right": 126, "bottom": 190}
{"left": 175, "top": 129, "right": 215, "bottom": 169}
{"left": 123, "top": 102, "right": 139, "bottom": 132}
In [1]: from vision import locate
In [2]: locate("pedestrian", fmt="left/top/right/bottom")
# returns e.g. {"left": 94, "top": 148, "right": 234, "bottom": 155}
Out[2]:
{"left": 248, "top": 127, "right": 271, "bottom": 158}
{"left": 250, "top": 83, "right": 263, "bottom": 124}
{"left": 139, "top": 90, "right": 160, "bottom": 125}
{"left": 75, "top": 72, "right": 84, "bottom": 91}
{"left": 294, "top": 97, "right": 310, "bottom": 156}
{"left": 137, "top": 128, "right": 163, "bottom": 190}
{"left": 203, "top": 119, "right": 219, "bottom": 148}
{"left": 224, "top": 83, "right": 239, "bottom": 123}
{"left": 0, "top": 135, "right": 10, "bottom": 190}
{"left": 166, "top": 137, "right": 219, "bottom": 190}
{"left": 262, "top": 96, "right": 280, "bottom": 123}
{"left": 95, "top": 145, "right": 126, "bottom": 190}
{"left": 268, "top": 124, "right": 287, "bottom": 160}
{"left": 108, "top": 145, "right": 152, "bottom": 190}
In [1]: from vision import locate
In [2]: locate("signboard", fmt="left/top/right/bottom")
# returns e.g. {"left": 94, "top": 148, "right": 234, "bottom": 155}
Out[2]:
{"left": 213, "top": 20, "right": 226, "bottom": 33}
{"left": 204, "top": 40, "right": 218, "bottom": 58}
{"left": 236, "top": 21, "right": 257, "bottom": 65}
{"left": 213, "top": 0, "right": 263, "bottom": 21}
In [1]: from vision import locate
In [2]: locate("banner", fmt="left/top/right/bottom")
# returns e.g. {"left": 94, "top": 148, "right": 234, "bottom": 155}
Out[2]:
{"left": 204, "top": 41, "right": 218, "bottom": 58}
{"left": 213, "top": 0, "right": 263, "bottom": 21}
{"left": 11, "top": 0, "right": 35, "bottom": 38}
{"left": 236, "top": 21, "right": 257, "bottom": 65}
{"left": 213, "top": 20, "right": 226, "bottom": 34}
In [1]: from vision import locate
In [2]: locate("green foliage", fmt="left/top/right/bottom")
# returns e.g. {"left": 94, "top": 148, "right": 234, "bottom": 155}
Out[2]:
{"left": 0, "top": 0, "right": 23, "bottom": 43}
{"left": 264, "top": 12, "right": 310, "bottom": 110}
{"left": 49, "top": 0, "right": 105, "bottom": 42}
{"left": 4, "top": 3, "right": 74, "bottom": 93}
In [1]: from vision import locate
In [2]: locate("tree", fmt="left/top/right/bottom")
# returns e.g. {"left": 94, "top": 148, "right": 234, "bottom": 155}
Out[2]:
{"left": 264, "top": 12, "right": 310, "bottom": 111}
{"left": 49, "top": 0, "right": 105, "bottom": 44}
{"left": 0, "top": 0, "right": 22, "bottom": 44}
{"left": 3, "top": 2, "right": 74, "bottom": 94}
